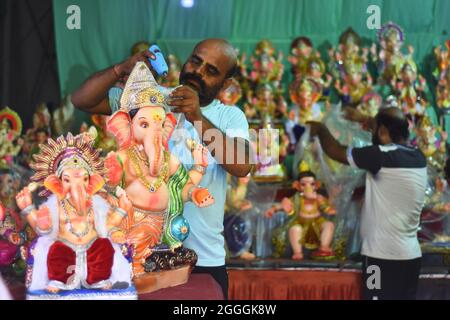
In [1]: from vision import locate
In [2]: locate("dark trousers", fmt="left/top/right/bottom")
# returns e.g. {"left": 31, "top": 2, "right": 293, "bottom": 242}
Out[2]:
{"left": 361, "top": 255, "right": 421, "bottom": 300}
{"left": 192, "top": 265, "right": 228, "bottom": 300}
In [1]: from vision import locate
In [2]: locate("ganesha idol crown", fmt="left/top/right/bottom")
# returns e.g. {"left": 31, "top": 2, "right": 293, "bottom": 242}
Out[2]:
{"left": 30, "top": 133, "right": 103, "bottom": 197}
{"left": 119, "top": 62, "right": 169, "bottom": 113}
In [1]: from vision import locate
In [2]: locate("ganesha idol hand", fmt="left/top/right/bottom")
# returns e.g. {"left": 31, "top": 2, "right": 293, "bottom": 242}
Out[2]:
{"left": 110, "top": 229, "right": 127, "bottom": 244}
{"left": 117, "top": 190, "right": 132, "bottom": 214}
{"left": 15, "top": 187, "right": 32, "bottom": 211}
{"left": 187, "top": 139, "right": 208, "bottom": 167}
{"left": 191, "top": 188, "right": 214, "bottom": 208}
{"left": 8, "top": 232, "right": 23, "bottom": 246}
{"left": 35, "top": 207, "right": 52, "bottom": 232}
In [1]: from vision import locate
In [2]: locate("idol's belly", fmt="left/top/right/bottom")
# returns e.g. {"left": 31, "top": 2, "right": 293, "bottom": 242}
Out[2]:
{"left": 126, "top": 179, "right": 169, "bottom": 212}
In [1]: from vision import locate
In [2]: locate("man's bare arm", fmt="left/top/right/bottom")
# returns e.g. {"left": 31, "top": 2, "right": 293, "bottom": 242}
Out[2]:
{"left": 71, "top": 67, "right": 119, "bottom": 114}
{"left": 196, "top": 115, "right": 253, "bottom": 177}
{"left": 71, "top": 50, "right": 156, "bottom": 115}
{"left": 309, "top": 122, "right": 349, "bottom": 165}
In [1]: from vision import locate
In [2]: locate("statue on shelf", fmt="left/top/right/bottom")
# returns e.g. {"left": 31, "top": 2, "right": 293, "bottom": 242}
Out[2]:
{"left": 52, "top": 95, "right": 75, "bottom": 136}
{"left": 21, "top": 103, "right": 52, "bottom": 166}
{"left": 224, "top": 175, "right": 256, "bottom": 260}
{"left": 15, "top": 133, "right": 135, "bottom": 297}
{"left": 357, "top": 92, "right": 383, "bottom": 119}
{"left": 285, "top": 78, "right": 323, "bottom": 149}
{"left": 371, "top": 22, "right": 412, "bottom": 86}
{"left": 433, "top": 39, "right": 450, "bottom": 81}
{"left": 0, "top": 170, "right": 26, "bottom": 268}
{"left": 0, "top": 107, "right": 24, "bottom": 169}
{"left": 421, "top": 160, "right": 450, "bottom": 246}
{"left": 288, "top": 36, "right": 315, "bottom": 79}
{"left": 251, "top": 118, "right": 288, "bottom": 183}
{"left": 218, "top": 78, "right": 242, "bottom": 106}
{"left": 329, "top": 28, "right": 369, "bottom": 82}
{"left": 265, "top": 162, "right": 336, "bottom": 260}
{"left": 248, "top": 39, "right": 284, "bottom": 91}
{"left": 159, "top": 54, "right": 182, "bottom": 88}
{"left": 244, "top": 83, "right": 288, "bottom": 121}
{"left": 413, "top": 116, "right": 447, "bottom": 172}
{"left": 436, "top": 66, "right": 450, "bottom": 110}
{"left": 91, "top": 114, "right": 117, "bottom": 154}
{"left": 334, "top": 57, "right": 372, "bottom": 106}
{"left": 304, "top": 56, "right": 332, "bottom": 100}
{"left": 104, "top": 62, "right": 215, "bottom": 283}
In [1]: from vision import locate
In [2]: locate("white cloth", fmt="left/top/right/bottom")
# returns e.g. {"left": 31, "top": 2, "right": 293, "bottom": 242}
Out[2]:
{"left": 347, "top": 144, "right": 427, "bottom": 260}
{"left": 0, "top": 275, "right": 12, "bottom": 300}
{"left": 28, "top": 195, "right": 132, "bottom": 291}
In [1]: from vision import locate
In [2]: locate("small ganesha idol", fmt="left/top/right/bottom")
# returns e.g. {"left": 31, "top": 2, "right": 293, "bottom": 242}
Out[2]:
{"left": 105, "top": 62, "right": 215, "bottom": 292}
{"left": 15, "top": 133, "right": 137, "bottom": 300}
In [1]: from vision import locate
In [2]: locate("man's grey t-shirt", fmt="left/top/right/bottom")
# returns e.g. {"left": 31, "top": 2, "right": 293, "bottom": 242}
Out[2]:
{"left": 347, "top": 144, "right": 427, "bottom": 260}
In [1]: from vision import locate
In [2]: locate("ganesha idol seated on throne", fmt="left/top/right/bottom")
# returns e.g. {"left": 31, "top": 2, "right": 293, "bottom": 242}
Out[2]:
{"left": 104, "top": 62, "right": 215, "bottom": 292}
{"left": 15, "top": 133, "right": 137, "bottom": 300}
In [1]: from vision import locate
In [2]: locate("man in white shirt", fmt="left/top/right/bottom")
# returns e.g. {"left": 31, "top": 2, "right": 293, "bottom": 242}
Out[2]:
{"left": 309, "top": 107, "right": 427, "bottom": 300}
{"left": 72, "top": 39, "right": 252, "bottom": 299}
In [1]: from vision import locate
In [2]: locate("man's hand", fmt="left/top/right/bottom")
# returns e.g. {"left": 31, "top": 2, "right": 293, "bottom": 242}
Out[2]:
{"left": 307, "top": 121, "right": 324, "bottom": 137}
{"left": 168, "top": 86, "right": 203, "bottom": 123}
{"left": 116, "top": 50, "right": 156, "bottom": 78}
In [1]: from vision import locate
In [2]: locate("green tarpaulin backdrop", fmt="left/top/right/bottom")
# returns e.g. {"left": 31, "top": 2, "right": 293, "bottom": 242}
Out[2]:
{"left": 53, "top": 0, "right": 450, "bottom": 130}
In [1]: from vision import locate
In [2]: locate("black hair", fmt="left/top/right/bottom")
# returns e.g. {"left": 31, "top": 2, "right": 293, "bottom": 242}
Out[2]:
{"left": 298, "top": 171, "right": 316, "bottom": 181}
{"left": 290, "top": 36, "right": 313, "bottom": 50}
{"left": 445, "top": 158, "right": 450, "bottom": 180}
{"left": 35, "top": 128, "right": 49, "bottom": 135}
{"left": 375, "top": 109, "right": 409, "bottom": 143}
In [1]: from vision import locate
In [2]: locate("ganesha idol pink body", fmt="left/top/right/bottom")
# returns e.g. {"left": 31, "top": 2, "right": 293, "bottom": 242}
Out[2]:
{"left": 105, "top": 62, "right": 214, "bottom": 275}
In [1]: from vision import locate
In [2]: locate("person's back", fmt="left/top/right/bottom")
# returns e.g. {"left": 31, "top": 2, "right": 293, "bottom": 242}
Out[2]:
{"left": 358, "top": 143, "right": 427, "bottom": 260}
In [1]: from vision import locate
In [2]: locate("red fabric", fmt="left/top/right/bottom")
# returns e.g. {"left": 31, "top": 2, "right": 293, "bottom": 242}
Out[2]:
{"left": 86, "top": 238, "right": 114, "bottom": 285}
{"left": 47, "top": 238, "right": 114, "bottom": 285}
{"left": 139, "top": 274, "right": 224, "bottom": 300}
{"left": 47, "top": 241, "right": 76, "bottom": 284}
{"left": 228, "top": 269, "right": 362, "bottom": 300}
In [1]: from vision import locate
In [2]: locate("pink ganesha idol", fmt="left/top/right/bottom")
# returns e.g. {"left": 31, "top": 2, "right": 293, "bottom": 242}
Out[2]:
{"left": 15, "top": 133, "right": 137, "bottom": 299}
{"left": 104, "top": 62, "right": 215, "bottom": 292}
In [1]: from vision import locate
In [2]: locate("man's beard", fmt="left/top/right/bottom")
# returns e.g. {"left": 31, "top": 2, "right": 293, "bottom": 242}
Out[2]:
{"left": 179, "top": 69, "right": 222, "bottom": 106}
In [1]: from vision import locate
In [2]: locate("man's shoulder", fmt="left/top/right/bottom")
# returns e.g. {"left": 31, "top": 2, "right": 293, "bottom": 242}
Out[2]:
{"left": 207, "top": 100, "right": 246, "bottom": 118}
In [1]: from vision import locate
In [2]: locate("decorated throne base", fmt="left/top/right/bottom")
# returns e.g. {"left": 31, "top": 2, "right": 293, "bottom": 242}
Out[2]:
{"left": 133, "top": 245, "right": 198, "bottom": 294}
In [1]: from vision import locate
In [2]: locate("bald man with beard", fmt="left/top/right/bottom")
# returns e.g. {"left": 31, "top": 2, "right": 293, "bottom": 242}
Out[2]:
{"left": 308, "top": 107, "right": 427, "bottom": 300}
{"left": 72, "top": 39, "right": 252, "bottom": 299}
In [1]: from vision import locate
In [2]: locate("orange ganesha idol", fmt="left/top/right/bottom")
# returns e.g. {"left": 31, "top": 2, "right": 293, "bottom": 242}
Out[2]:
{"left": 15, "top": 133, "right": 136, "bottom": 299}
{"left": 105, "top": 62, "right": 214, "bottom": 287}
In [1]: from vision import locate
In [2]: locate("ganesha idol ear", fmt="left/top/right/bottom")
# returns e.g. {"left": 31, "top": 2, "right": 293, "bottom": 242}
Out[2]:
{"left": 86, "top": 173, "right": 105, "bottom": 196}
{"left": 44, "top": 174, "right": 64, "bottom": 199}
{"left": 107, "top": 111, "right": 132, "bottom": 150}
{"left": 162, "top": 112, "right": 177, "bottom": 150}
{"left": 315, "top": 181, "right": 322, "bottom": 190}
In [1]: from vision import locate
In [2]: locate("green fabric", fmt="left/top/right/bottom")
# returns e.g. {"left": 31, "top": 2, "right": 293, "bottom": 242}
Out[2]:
{"left": 162, "top": 162, "right": 189, "bottom": 249}
{"left": 53, "top": 0, "right": 450, "bottom": 121}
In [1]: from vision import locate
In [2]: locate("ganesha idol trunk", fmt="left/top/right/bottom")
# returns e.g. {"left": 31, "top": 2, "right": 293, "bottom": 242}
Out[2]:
{"left": 132, "top": 246, "right": 198, "bottom": 294}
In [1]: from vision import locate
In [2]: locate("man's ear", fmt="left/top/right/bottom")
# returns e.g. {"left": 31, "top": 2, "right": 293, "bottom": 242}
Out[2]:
{"left": 220, "top": 78, "right": 234, "bottom": 92}
{"left": 379, "top": 125, "right": 389, "bottom": 139}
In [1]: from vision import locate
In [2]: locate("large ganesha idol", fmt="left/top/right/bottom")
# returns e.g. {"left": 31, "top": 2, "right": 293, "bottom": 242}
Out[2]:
{"left": 15, "top": 133, "right": 137, "bottom": 300}
{"left": 105, "top": 62, "right": 214, "bottom": 292}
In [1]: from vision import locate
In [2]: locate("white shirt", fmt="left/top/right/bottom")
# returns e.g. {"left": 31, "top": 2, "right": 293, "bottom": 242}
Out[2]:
{"left": 347, "top": 144, "right": 427, "bottom": 260}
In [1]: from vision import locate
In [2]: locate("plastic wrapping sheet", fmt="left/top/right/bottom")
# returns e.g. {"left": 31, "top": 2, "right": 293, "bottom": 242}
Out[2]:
{"left": 224, "top": 175, "right": 279, "bottom": 258}
{"left": 420, "top": 181, "right": 450, "bottom": 246}
{"left": 290, "top": 104, "right": 372, "bottom": 259}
